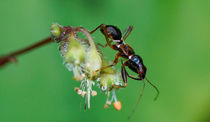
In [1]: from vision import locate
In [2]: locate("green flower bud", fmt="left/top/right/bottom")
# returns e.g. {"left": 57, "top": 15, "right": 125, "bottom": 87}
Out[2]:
{"left": 85, "top": 44, "right": 102, "bottom": 79}
{"left": 99, "top": 58, "right": 122, "bottom": 91}
{"left": 100, "top": 72, "right": 122, "bottom": 91}
{"left": 64, "top": 33, "right": 86, "bottom": 65}
{"left": 50, "top": 23, "right": 62, "bottom": 38}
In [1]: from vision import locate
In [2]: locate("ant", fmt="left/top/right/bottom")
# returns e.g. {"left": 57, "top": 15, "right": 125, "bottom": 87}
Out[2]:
{"left": 89, "top": 24, "right": 159, "bottom": 119}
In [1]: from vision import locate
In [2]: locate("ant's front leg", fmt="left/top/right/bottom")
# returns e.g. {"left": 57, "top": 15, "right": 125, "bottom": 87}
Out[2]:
{"left": 89, "top": 24, "right": 109, "bottom": 48}
{"left": 89, "top": 24, "right": 105, "bottom": 34}
{"left": 96, "top": 39, "right": 114, "bottom": 48}
{"left": 96, "top": 42, "right": 108, "bottom": 48}
{"left": 89, "top": 24, "right": 114, "bottom": 48}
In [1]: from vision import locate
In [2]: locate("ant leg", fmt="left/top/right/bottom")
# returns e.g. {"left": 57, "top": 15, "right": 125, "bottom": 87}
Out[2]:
{"left": 120, "top": 60, "right": 142, "bottom": 80}
{"left": 111, "top": 61, "right": 129, "bottom": 89}
{"left": 89, "top": 24, "right": 105, "bottom": 34}
{"left": 96, "top": 52, "right": 121, "bottom": 72}
{"left": 112, "top": 52, "right": 121, "bottom": 66}
{"left": 89, "top": 24, "right": 113, "bottom": 48}
{"left": 96, "top": 43, "right": 108, "bottom": 48}
{"left": 101, "top": 26, "right": 114, "bottom": 48}
{"left": 121, "top": 61, "right": 129, "bottom": 85}
{"left": 122, "top": 26, "right": 133, "bottom": 41}
{"left": 97, "top": 39, "right": 115, "bottom": 48}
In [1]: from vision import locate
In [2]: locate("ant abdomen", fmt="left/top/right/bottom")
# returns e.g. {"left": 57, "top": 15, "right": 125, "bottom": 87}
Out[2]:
{"left": 100, "top": 25, "right": 122, "bottom": 40}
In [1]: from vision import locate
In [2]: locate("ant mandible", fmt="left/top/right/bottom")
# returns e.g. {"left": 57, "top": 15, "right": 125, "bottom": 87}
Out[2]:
{"left": 89, "top": 24, "right": 159, "bottom": 118}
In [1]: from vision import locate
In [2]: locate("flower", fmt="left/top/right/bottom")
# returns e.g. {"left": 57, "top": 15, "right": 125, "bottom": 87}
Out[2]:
{"left": 50, "top": 23, "right": 124, "bottom": 110}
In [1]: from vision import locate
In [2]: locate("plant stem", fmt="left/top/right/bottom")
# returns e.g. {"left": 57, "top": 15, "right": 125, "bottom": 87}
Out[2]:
{"left": 0, "top": 37, "right": 52, "bottom": 68}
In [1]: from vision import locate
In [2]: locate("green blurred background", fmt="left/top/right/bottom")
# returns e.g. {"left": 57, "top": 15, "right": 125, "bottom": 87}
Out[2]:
{"left": 0, "top": 0, "right": 210, "bottom": 122}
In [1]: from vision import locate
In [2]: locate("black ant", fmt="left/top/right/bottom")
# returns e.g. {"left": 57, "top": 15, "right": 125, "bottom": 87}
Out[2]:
{"left": 89, "top": 24, "right": 159, "bottom": 119}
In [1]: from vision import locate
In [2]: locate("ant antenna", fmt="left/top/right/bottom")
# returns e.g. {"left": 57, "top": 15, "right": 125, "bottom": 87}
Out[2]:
{"left": 128, "top": 80, "right": 145, "bottom": 119}
{"left": 145, "top": 77, "right": 159, "bottom": 101}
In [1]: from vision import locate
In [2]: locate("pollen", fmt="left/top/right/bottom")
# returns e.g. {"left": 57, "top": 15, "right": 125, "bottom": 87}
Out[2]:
{"left": 113, "top": 101, "right": 122, "bottom": 111}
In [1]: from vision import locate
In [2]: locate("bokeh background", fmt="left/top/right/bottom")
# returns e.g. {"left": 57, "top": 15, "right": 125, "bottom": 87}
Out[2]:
{"left": 0, "top": 0, "right": 210, "bottom": 122}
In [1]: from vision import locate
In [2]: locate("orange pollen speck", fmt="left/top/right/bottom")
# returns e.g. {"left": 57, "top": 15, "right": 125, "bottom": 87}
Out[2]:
{"left": 113, "top": 101, "right": 122, "bottom": 111}
{"left": 104, "top": 104, "right": 109, "bottom": 109}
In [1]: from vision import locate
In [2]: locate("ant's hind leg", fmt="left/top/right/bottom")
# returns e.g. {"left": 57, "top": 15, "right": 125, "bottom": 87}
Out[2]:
{"left": 121, "top": 61, "right": 129, "bottom": 85}
{"left": 111, "top": 61, "right": 129, "bottom": 89}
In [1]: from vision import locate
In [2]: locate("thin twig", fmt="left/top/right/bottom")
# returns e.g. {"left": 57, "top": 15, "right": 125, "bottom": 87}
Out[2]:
{"left": 0, "top": 37, "right": 52, "bottom": 67}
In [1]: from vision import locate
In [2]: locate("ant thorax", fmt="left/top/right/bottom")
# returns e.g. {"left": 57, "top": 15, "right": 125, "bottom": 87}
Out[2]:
{"left": 113, "top": 40, "right": 121, "bottom": 43}
{"left": 113, "top": 40, "right": 125, "bottom": 48}
{"left": 128, "top": 55, "right": 133, "bottom": 59}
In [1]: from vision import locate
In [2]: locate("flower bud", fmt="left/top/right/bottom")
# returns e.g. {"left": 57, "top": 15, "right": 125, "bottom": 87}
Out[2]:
{"left": 64, "top": 33, "right": 86, "bottom": 65}
{"left": 85, "top": 46, "right": 102, "bottom": 78}
{"left": 100, "top": 73, "right": 122, "bottom": 91}
{"left": 50, "top": 23, "right": 62, "bottom": 40}
{"left": 99, "top": 57, "right": 123, "bottom": 91}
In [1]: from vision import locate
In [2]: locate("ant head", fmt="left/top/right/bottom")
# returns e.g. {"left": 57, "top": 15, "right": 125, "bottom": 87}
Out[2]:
{"left": 138, "top": 64, "right": 147, "bottom": 80}
{"left": 130, "top": 55, "right": 147, "bottom": 80}
{"left": 100, "top": 25, "right": 122, "bottom": 40}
